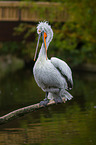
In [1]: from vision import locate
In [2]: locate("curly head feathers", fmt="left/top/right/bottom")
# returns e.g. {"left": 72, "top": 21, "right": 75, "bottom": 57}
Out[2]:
{"left": 37, "top": 21, "right": 53, "bottom": 44}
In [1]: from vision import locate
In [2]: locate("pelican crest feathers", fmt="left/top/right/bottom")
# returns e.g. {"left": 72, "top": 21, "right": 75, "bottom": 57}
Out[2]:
{"left": 37, "top": 21, "right": 53, "bottom": 45}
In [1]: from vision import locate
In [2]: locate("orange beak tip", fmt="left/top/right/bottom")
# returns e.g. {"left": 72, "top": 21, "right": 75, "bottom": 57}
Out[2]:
{"left": 34, "top": 59, "right": 35, "bottom": 61}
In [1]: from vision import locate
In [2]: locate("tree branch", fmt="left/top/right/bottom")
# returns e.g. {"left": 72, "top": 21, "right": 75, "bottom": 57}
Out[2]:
{"left": 0, "top": 98, "right": 65, "bottom": 125}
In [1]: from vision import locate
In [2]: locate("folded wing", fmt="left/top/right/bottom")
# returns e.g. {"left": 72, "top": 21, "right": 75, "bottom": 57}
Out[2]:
{"left": 51, "top": 57, "right": 73, "bottom": 90}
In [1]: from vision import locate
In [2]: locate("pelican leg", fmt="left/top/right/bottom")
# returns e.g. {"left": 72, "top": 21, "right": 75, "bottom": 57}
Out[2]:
{"left": 39, "top": 92, "right": 49, "bottom": 106}
{"left": 53, "top": 88, "right": 63, "bottom": 104}
{"left": 45, "top": 92, "right": 48, "bottom": 98}
{"left": 54, "top": 96, "right": 63, "bottom": 104}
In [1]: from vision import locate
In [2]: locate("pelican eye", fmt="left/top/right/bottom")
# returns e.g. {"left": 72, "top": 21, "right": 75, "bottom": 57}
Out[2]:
{"left": 38, "top": 29, "right": 41, "bottom": 34}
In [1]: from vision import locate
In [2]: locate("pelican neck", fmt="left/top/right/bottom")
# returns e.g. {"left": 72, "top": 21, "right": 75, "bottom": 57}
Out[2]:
{"left": 38, "top": 43, "right": 48, "bottom": 59}
{"left": 38, "top": 35, "right": 52, "bottom": 60}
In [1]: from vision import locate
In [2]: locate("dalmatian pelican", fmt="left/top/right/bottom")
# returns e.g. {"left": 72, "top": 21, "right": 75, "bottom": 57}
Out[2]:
{"left": 33, "top": 21, "right": 73, "bottom": 106}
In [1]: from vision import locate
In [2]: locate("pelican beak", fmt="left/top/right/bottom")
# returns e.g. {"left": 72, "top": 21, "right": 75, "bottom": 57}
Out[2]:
{"left": 43, "top": 32, "right": 47, "bottom": 60}
{"left": 34, "top": 33, "right": 41, "bottom": 61}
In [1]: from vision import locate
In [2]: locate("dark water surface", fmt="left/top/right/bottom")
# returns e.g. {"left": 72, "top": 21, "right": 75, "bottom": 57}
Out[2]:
{"left": 0, "top": 69, "right": 96, "bottom": 145}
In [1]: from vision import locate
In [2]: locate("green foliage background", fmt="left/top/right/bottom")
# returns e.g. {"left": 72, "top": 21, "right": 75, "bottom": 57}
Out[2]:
{"left": 0, "top": 0, "right": 96, "bottom": 67}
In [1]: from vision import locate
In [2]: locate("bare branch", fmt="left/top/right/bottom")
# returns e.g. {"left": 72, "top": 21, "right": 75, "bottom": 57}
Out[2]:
{"left": 0, "top": 98, "right": 65, "bottom": 125}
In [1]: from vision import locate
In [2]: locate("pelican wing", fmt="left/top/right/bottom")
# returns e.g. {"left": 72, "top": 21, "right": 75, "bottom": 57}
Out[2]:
{"left": 51, "top": 57, "right": 73, "bottom": 89}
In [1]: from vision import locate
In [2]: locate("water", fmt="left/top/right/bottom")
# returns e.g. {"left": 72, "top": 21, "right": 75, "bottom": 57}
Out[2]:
{"left": 0, "top": 69, "right": 96, "bottom": 145}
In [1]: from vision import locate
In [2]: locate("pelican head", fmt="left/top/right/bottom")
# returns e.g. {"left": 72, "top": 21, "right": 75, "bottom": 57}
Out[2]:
{"left": 34, "top": 21, "right": 53, "bottom": 61}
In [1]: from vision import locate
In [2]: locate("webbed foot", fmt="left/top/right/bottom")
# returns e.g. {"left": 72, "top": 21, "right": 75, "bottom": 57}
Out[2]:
{"left": 54, "top": 97, "right": 63, "bottom": 104}
{"left": 39, "top": 98, "right": 49, "bottom": 107}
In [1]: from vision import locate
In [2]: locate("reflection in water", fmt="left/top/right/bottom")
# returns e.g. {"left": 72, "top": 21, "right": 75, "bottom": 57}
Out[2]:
{"left": 0, "top": 70, "right": 96, "bottom": 145}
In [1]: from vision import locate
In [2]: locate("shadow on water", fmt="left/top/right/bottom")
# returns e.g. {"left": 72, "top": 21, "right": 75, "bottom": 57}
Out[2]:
{"left": 0, "top": 69, "right": 96, "bottom": 145}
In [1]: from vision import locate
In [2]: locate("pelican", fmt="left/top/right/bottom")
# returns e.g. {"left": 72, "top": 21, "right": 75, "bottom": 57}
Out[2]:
{"left": 33, "top": 21, "right": 73, "bottom": 106}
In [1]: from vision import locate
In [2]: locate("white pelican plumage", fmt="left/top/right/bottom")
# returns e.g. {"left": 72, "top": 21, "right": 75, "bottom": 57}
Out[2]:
{"left": 33, "top": 21, "right": 73, "bottom": 106}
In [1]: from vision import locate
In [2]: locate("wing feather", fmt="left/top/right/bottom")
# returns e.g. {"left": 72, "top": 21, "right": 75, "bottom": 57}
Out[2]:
{"left": 51, "top": 57, "right": 73, "bottom": 89}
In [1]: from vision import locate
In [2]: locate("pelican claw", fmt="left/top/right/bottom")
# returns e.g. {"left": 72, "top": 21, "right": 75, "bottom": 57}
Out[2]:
{"left": 39, "top": 98, "right": 49, "bottom": 107}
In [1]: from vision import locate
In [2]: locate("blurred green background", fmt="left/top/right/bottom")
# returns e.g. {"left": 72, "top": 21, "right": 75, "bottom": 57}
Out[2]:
{"left": 0, "top": 1, "right": 96, "bottom": 145}
{"left": 0, "top": 0, "right": 96, "bottom": 76}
